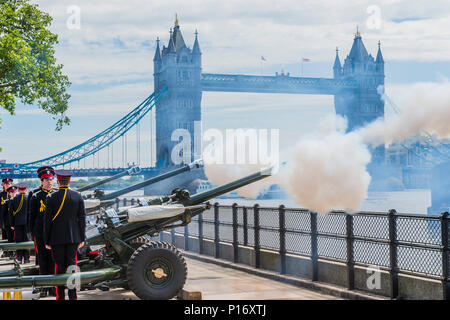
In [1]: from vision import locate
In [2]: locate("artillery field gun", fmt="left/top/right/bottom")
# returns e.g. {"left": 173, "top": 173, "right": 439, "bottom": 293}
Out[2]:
{"left": 0, "top": 165, "right": 273, "bottom": 300}
{"left": 82, "top": 160, "right": 203, "bottom": 214}
{"left": 0, "top": 160, "right": 204, "bottom": 254}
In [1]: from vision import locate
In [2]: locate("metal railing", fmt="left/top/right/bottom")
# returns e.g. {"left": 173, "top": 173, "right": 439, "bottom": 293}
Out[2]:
{"left": 119, "top": 198, "right": 450, "bottom": 299}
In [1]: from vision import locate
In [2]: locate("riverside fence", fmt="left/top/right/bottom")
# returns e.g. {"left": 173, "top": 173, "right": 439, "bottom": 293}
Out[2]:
{"left": 118, "top": 198, "right": 450, "bottom": 299}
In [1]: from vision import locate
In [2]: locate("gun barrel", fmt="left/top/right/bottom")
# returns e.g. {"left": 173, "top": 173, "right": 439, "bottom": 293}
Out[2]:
{"left": 77, "top": 166, "right": 141, "bottom": 192}
{"left": 0, "top": 241, "right": 34, "bottom": 251}
{"left": 0, "top": 267, "right": 121, "bottom": 289}
{"left": 186, "top": 167, "right": 273, "bottom": 206}
{"left": 100, "top": 160, "right": 203, "bottom": 201}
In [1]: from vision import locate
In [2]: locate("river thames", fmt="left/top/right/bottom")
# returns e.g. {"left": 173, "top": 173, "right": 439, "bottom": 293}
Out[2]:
{"left": 118, "top": 189, "right": 432, "bottom": 215}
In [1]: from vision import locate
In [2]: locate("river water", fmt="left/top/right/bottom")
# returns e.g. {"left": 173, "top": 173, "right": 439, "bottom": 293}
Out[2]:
{"left": 119, "top": 189, "right": 432, "bottom": 215}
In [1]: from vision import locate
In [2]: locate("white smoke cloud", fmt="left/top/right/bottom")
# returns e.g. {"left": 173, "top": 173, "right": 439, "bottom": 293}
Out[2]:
{"left": 203, "top": 81, "right": 450, "bottom": 213}
{"left": 277, "top": 116, "right": 372, "bottom": 213}
{"left": 358, "top": 81, "right": 450, "bottom": 146}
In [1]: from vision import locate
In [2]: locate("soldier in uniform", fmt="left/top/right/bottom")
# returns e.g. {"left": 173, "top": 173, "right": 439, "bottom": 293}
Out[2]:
{"left": 3, "top": 185, "right": 18, "bottom": 258}
{"left": 44, "top": 170, "right": 86, "bottom": 300}
{"left": 27, "top": 167, "right": 53, "bottom": 232}
{"left": 9, "top": 183, "right": 30, "bottom": 264}
{"left": 0, "top": 178, "right": 13, "bottom": 244}
{"left": 29, "top": 166, "right": 56, "bottom": 297}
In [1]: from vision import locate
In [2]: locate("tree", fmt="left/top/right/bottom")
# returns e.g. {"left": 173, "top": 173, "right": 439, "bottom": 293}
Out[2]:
{"left": 0, "top": 0, "right": 71, "bottom": 150}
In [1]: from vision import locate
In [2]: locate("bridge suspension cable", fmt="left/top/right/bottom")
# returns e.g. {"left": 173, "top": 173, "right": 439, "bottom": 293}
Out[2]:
{"left": 19, "top": 87, "right": 167, "bottom": 169}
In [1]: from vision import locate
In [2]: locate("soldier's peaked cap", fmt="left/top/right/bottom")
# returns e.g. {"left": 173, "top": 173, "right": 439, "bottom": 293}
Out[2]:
{"left": 37, "top": 166, "right": 55, "bottom": 180}
{"left": 55, "top": 170, "right": 73, "bottom": 181}
{"left": 2, "top": 178, "right": 13, "bottom": 184}
{"left": 16, "top": 183, "right": 28, "bottom": 190}
{"left": 7, "top": 186, "right": 17, "bottom": 192}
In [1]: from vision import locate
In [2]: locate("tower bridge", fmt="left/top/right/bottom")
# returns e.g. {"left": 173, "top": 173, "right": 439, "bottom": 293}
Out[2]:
{"left": 3, "top": 17, "right": 389, "bottom": 193}
{"left": 153, "top": 20, "right": 385, "bottom": 173}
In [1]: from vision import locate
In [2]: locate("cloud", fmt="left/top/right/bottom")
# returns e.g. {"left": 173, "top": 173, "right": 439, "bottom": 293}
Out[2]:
{"left": 26, "top": 0, "right": 450, "bottom": 88}
{"left": 2, "top": 0, "right": 449, "bottom": 164}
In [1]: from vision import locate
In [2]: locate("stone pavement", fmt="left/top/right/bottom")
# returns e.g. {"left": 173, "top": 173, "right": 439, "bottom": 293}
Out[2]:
{"left": 0, "top": 256, "right": 341, "bottom": 300}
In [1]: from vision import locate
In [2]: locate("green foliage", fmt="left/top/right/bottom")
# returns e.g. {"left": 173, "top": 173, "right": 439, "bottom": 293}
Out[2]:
{"left": 0, "top": 0, "right": 71, "bottom": 143}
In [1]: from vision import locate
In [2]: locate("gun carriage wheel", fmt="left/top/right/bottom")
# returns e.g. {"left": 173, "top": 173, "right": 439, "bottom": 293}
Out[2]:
{"left": 129, "top": 236, "right": 154, "bottom": 250}
{"left": 126, "top": 241, "right": 187, "bottom": 300}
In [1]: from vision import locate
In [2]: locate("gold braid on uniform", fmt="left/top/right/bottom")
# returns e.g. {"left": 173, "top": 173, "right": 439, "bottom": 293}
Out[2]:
{"left": 13, "top": 194, "right": 24, "bottom": 216}
{"left": 52, "top": 188, "right": 68, "bottom": 221}
{"left": 40, "top": 200, "right": 46, "bottom": 213}
{"left": 1, "top": 192, "right": 10, "bottom": 205}
{"left": 39, "top": 188, "right": 53, "bottom": 212}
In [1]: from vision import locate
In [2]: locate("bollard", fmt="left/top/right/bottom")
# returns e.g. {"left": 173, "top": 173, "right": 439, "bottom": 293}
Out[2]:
{"left": 3, "top": 292, "right": 11, "bottom": 300}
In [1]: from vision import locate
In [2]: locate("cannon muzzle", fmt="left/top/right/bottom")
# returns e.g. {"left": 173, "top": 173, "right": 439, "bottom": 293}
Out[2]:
{"left": 186, "top": 166, "right": 273, "bottom": 206}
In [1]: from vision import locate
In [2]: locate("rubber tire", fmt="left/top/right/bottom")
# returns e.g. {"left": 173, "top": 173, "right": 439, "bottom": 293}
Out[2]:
{"left": 129, "top": 236, "right": 154, "bottom": 250}
{"left": 121, "top": 236, "right": 155, "bottom": 290}
{"left": 126, "top": 242, "right": 187, "bottom": 300}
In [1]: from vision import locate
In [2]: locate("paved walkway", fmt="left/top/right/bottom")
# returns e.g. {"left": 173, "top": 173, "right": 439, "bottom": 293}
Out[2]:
{"left": 0, "top": 256, "right": 340, "bottom": 300}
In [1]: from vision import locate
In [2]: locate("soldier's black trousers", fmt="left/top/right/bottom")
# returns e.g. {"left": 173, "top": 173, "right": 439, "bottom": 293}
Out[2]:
{"left": 14, "top": 226, "right": 29, "bottom": 262}
{"left": 52, "top": 244, "right": 78, "bottom": 301}
{"left": 7, "top": 227, "right": 14, "bottom": 242}
{"left": 1, "top": 228, "right": 7, "bottom": 240}
{"left": 34, "top": 236, "right": 53, "bottom": 275}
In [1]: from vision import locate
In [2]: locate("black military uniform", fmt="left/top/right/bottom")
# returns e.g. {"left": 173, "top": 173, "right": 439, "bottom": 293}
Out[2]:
{"left": 44, "top": 170, "right": 86, "bottom": 301}
{"left": 4, "top": 186, "right": 17, "bottom": 244}
{"left": 29, "top": 166, "right": 57, "bottom": 297}
{"left": 30, "top": 186, "right": 55, "bottom": 268}
{"left": 27, "top": 186, "right": 41, "bottom": 267}
{"left": 27, "top": 166, "right": 55, "bottom": 230}
{"left": 9, "top": 183, "right": 30, "bottom": 263}
{"left": 0, "top": 178, "right": 13, "bottom": 241}
{"left": 27, "top": 186, "right": 42, "bottom": 232}
{"left": 0, "top": 190, "right": 10, "bottom": 241}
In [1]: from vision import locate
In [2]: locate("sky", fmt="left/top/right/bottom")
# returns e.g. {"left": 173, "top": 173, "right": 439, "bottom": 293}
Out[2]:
{"left": 1, "top": 0, "right": 450, "bottom": 167}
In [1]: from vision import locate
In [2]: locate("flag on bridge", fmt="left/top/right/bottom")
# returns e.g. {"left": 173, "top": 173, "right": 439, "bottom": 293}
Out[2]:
{"left": 261, "top": 56, "right": 267, "bottom": 61}
{"left": 302, "top": 57, "right": 311, "bottom": 62}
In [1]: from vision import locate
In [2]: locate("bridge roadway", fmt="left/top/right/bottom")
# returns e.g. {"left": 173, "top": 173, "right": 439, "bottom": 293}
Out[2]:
{"left": 1, "top": 255, "right": 340, "bottom": 300}
{"left": 0, "top": 167, "right": 159, "bottom": 180}
{"left": 201, "top": 73, "right": 358, "bottom": 95}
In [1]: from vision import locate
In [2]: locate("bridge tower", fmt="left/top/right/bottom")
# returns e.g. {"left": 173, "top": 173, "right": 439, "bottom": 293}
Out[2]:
{"left": 333, "top": 30, "right": 385, "bottom": 163}
{"left": 147, "top": 16, "right": 205, "bottom": 195}
{"left": 153, "top": 16, "right": 202, "bottom": 168}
